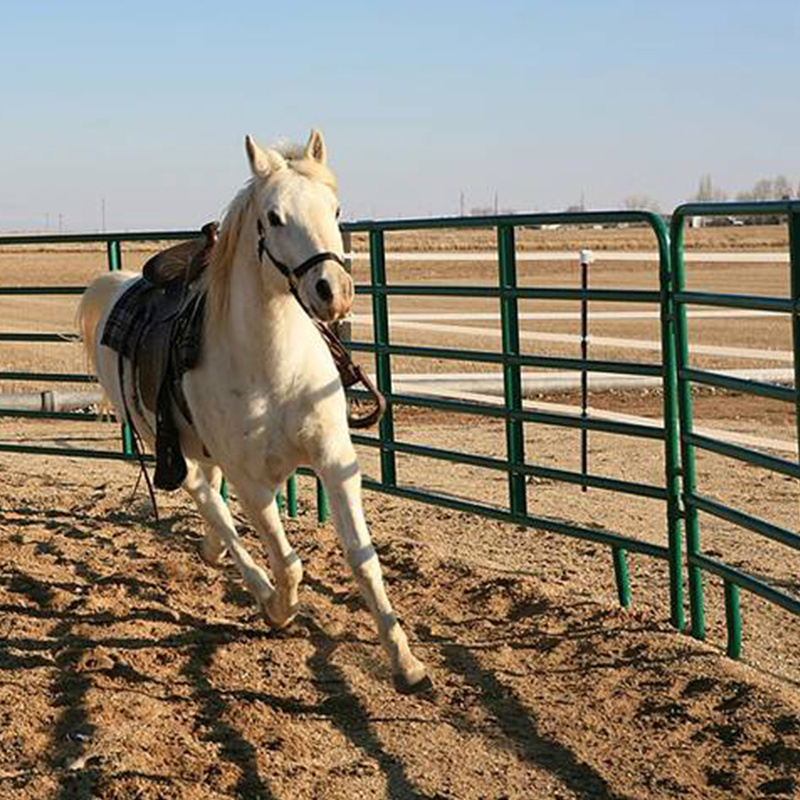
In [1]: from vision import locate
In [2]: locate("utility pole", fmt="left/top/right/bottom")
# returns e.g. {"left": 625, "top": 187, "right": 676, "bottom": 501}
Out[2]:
{"left": 101, "top": 197, "right": 106, "bottom": 232}
{"left": 459, "top": 190, "right": 465, "bottom": 217}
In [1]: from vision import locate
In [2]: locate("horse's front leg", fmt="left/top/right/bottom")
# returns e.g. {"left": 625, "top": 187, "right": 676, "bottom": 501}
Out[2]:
{"left": 235, "top": 480, "right": 304, "bottom": 629}
{"left": 317, "top": 450, "right": 430, "bottom": 693}
{"left": 197, "top": 462, "right": 227, "bottom": 565}
{"left": 181, "top": 460, "right": 276, "bottom": 614}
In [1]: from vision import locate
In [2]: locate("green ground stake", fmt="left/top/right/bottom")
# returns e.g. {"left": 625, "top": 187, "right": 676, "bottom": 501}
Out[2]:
{"left": 317, "top": 479, "right": 329, "bottom": 523}
{"left": 612, "top": 547, "right": 632, "bottom": 608}
{"left": 724, "top": 581, "right": 742, "bottom": 659}
{"left": 286, "top": 474, "right": 298, "bottom": 518}
{"left": 276, "top": 490, "right": 284, "bottom": 512}
{"left": 220, "top": 479, "right": 229, "bottom": 504}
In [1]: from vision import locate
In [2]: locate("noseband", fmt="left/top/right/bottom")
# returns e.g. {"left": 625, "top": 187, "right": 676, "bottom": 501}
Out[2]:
{"left": 257, "top": 219, "right": 345, "bottom": 283}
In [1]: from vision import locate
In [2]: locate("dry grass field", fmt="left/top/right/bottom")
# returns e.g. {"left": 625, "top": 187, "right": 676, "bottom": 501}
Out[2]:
{"left": 2, "top": 222, "right": 800, "bottom": 798}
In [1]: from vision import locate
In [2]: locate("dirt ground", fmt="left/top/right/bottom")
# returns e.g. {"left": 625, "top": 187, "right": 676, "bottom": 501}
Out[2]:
{"left": 1, "top": 392, "right": 800, "bottom": 800}
{"left": 2, "top": 224, "right": 800, "bottom": 797}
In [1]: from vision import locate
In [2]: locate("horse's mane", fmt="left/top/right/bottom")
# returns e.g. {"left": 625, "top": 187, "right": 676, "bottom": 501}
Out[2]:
{"left": 207, "top": 146, "right": 338, "bottom": 323}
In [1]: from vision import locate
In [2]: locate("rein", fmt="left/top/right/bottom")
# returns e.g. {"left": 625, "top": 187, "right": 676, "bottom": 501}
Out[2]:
{"left": 256, "top": 220, "right": 385, "bottom": 429}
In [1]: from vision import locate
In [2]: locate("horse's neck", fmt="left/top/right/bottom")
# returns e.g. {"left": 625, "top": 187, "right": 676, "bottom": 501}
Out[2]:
{"left": 213, "top": 251, "right": 310, "bottom": 381}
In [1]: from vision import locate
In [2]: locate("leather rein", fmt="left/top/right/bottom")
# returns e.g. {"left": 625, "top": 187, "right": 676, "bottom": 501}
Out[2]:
{"left": 256, "top": 219, "right": 386, "bottom": 429}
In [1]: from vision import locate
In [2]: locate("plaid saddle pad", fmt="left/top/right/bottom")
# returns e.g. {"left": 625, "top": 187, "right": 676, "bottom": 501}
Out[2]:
{"left": 100, "top": 278, "right": 153, "bottom": 358}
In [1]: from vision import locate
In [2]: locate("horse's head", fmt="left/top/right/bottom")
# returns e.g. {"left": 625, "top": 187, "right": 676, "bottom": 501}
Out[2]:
{"left": 245, "top": 131, "right": 353, "bottom": 322}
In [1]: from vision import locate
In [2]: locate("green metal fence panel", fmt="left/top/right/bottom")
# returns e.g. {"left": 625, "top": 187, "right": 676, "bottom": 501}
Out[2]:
{"left": 344, "top": 210, "right": 682, "bottom": 624}
{"left": 0, "top": 211, "right": 683, "bottom": 627}
{"left": 670, "top": 199, "right": 800, "bottom": 656}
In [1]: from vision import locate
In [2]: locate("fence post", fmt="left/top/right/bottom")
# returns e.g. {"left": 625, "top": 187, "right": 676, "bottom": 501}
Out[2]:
{"left": 788, "top": 208, "right": 800, "bottom": 481}
{"left": 498, "top": 224, "right": 526, "bottom": 517}
{"left": 106, "top": 239, "right": 134, "bottom": 456}
{"left": 653, "top": 214, "right": 685, "bottom": 632}
{"left": 670, "top": 213, "right": 704, "bottom": 640}
{"left": 579, "top": 249, "right": 593, "bottom": 492}
{"left": 369, "top": 228, "right": 396, "bottom": 487}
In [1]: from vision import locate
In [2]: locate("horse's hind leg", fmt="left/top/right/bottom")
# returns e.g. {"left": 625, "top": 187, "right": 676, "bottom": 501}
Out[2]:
{"left": 235, "top": 480, "right": 303, "bottom": 629}
{"left": 181, "top": 460, "right": 277, "bottom": 614}
{"left": 317, "top": 454, "right": 429, "bottom": 693}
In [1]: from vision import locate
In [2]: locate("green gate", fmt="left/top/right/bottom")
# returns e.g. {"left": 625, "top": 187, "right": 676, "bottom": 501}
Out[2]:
{"left": 340, "top": 210, "right": 683, "bottom": 626}
{"left": 670, "top": 200, "right": 800, "bottom": 657}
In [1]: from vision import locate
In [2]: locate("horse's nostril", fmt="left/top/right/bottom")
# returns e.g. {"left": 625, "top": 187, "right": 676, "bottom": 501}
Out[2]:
{"left": 316, "top": 279, "right": 333, "bottom": 303}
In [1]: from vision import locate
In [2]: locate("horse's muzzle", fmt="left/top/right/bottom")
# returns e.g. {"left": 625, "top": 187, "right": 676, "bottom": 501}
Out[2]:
{"left": 311, "top": 269, "right": 353, "bottom": 322}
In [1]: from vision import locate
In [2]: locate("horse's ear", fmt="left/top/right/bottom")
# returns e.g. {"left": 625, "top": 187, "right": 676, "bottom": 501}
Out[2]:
{"left": 245, "top": 135, "right": 285, "bottom": 177}
{"left": 303, "top": 129, "right": 326, "bottom": 165}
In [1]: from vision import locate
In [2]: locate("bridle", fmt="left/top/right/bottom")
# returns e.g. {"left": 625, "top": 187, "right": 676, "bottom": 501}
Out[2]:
{"left": 254, "top": 217, "right": 385, "bottom": 429}
{"left": 256, "top": 218, "right": 346, "bottom": 285}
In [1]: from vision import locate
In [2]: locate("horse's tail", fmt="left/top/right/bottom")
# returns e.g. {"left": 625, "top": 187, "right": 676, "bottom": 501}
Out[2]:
{"left": 76, "top": 272, "right": 134, "bottom": 417}
{"left": 76, "top": 272, "right": 131, "bottom": 372}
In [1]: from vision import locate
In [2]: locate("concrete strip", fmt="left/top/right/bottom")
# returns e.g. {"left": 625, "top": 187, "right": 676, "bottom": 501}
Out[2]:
{"left": 346, "top": 250, "right": 790, "bottom": 263}
{"left": 403, "top": 386, "right": 797, "bottom": 456}
{"left": 351, "top": 318, "right": 794, "bottom": 363}
{"left": 352, "top": 309, "right": 781, "bottom": 323}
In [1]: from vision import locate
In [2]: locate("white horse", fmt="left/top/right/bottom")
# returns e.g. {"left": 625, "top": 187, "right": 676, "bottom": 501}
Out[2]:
{"left": 77, "top": 131, "right": 429, "bottom": 693}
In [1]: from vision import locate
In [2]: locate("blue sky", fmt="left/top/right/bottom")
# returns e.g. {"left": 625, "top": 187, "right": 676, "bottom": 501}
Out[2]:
{"left": 1, "top": 0, "right": 798, "bottom": 231}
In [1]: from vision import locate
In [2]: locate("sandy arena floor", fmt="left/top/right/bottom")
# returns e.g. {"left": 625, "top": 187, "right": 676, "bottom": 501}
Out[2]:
{"left": 1, "top": 394, "right": 799, "bottom": 799}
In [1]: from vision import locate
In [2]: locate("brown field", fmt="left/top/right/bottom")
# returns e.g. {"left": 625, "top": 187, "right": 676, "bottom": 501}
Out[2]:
{"left": 1, "top": 223, "right": 800, "bottom": 798}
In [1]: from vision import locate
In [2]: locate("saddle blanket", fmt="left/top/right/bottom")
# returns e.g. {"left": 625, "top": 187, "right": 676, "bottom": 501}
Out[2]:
{"left": 101, "top": 278, "right": 153, "bottom": 358}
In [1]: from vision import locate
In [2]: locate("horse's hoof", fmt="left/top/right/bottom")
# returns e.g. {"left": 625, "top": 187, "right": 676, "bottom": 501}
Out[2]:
{"left": 262, "top": 613, "right": 296, "bottom": 632}
{"left": 200, "top": 538, "right": 226, "bottom": 566}
{"left": 259, "top": 599, "right": 298, "bottom": 631}
{"left": 393, "top": 671, "right": 433, "bottom": 695}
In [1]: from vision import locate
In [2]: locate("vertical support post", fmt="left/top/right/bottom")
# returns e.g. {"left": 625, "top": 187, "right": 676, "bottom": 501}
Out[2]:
{"left": 498, "top": 224, "right": 526, "bottom": 517}
{"left": 338, "top": 230, "right": 352, "bottom": 345}
{"left": 724, "top": 581, "right": 742, "bottom": 659}
{"left": 106, "top": 239, "right": 134, "bottom": 456}
{"left": 369, "top": 228, "right": 396, "bottom": 487}
{"left": 612, "top": 546, "right": 631, "bottom": 608}
{"left": 655, "top": 217, "right": 685, "bottom": 631}
{"left": 106, "top": 239, "right": 121, "bottom": 271}
{"left": 286, "top": 474, "right": 298, "bottom": 519}
{"left": 276, "top": 489, "right": 284, "bottom": 513}
{"left": 317, "top": 480, "right": 329, "bottom": 523}
{"left": 670, "top": 213, "right": 703, "bottom": 639}
{"left": 579, "top": 249, "right": 593, "bottom": 492}
{"left": 788, "top": 208, "right": 800, "bottom": 485}
{"left": 220, "top": 479, "right": 229, "bottom": 504}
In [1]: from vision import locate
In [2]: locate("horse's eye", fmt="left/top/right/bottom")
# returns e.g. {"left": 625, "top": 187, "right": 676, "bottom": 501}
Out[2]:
{"left": 335, "top": 206, "right": 341, "bottom": 220}
{"left": 267, "top": 210, "right": 284, "bottom": 227}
